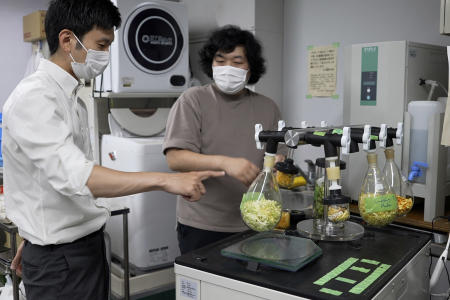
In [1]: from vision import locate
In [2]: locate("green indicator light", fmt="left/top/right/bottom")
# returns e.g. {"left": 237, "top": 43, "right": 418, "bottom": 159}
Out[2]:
{"left": 336, "top": 277, "right": 357, "bottom": 284}
{"left": 319, "top": 288, "right": 343, "bottom": 296}
{"left": 349, "top": 264, "right": 391, "bottom": 294}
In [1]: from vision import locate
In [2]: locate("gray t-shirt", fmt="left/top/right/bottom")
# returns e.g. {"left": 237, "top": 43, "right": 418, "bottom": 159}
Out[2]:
{"left": 163, "top": 84, "right": 284, "bottom": 232}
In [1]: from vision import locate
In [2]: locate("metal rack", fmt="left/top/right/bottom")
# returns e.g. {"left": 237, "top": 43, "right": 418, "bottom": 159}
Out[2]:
{"left": 0, "top": 221, "right": 20, "bottom": 300}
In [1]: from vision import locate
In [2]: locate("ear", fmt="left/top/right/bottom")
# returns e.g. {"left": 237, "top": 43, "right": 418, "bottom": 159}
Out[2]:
{"left": 58, "top": 29, "right": 73, "bottom": 54}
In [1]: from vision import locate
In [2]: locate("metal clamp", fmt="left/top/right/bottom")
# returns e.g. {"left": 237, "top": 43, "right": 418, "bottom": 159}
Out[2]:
{"left": 255, "top": 124, "right": 264, "bottom": 150}
{"left": 300, "top": 121, "right": 308, "bottom": 129}
{"left": 341, "top": 127, "right": 351, "bottom": 155}
{"left": 396, "top": 122, "right": 403, "bottom": 145}
{"left": 362, "top": 124, "right": 371, "bottom": 151}
{"left": 320, "top": 121, "right": 328, "bottom": 128}
{"left": 379, "top": 124, "right": 387, "bottom": 148}
{"left": 278, "top": 120, "right": 286, "bottom": 131}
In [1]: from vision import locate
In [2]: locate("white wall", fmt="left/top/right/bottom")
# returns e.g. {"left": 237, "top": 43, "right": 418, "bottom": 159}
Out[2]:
{"left": 283, "top": 0, "right": 450, "bottom": 166}
{"left": 0, "top": 0, "right": 49, "bottom": 110}
{"left": 186, "top": 0, "right": 283, "bottom": 107}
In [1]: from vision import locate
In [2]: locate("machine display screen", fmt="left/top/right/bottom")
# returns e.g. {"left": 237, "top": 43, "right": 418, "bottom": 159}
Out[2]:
{"left": 360, "top": 46, "right": 378, "bottom": 106}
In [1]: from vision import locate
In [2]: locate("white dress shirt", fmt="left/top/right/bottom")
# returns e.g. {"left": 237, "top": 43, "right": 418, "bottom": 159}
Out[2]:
{"left": 2, "top": 59, "right": 108, "bottom": 245}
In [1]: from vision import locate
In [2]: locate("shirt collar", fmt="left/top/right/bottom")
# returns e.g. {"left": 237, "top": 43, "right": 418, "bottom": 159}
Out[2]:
{"left": 38, "top": 58, "right": 80, "bottom": 99}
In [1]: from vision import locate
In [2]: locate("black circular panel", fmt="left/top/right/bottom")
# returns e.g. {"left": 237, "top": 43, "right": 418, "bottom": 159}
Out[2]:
{"left": 125, "top": 7, "right": 184, "bottom": 73}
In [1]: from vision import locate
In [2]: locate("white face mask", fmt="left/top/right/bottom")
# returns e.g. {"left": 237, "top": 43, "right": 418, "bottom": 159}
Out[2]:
{"left": 69, "top": 34, "right": 110, "bottom": 81}
{"left": 213, "top": 66, "right": 248, "bottom": 94}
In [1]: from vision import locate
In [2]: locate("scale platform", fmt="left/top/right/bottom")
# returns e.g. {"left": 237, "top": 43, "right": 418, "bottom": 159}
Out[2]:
{"left": 221, "top": 232, "right": 322, "bottom": 272}
{"left": 297, "top": 219, "right": 365, "bottom": 241}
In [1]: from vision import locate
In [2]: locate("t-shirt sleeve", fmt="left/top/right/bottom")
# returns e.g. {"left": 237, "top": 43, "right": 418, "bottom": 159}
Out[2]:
{"left": 163, "top": 92, "right": 202, "bottom": 154}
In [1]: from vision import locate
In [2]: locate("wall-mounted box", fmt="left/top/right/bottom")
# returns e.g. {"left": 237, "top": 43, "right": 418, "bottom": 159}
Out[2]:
{"left": 23, "top": 10, "right": 46, "bottom": 42}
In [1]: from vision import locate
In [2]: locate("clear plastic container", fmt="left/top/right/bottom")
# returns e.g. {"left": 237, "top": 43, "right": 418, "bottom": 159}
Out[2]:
{"left": 241, "top": 154, "right": 282, "bottom": 232}
{"left": 275, "top": 158, "right": 299, "bottom": 189}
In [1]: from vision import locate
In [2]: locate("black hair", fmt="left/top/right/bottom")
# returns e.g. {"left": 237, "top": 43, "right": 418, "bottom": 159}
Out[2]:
{"left": 45, "top": 0, "right": 121, "bottom": 55}
{"left": 199, "top": 25, "right": 266, "bottom": 85}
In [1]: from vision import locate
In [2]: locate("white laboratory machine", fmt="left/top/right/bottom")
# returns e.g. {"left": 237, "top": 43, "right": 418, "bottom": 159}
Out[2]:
{"left": 343, "top": 41, "right": 449, "bottom": 221}
{"left": 97, "top": 0, "right": 189, "bottom": 94}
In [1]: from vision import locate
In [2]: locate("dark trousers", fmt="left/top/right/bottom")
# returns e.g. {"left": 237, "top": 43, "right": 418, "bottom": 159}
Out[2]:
{"left": 177, "top": 222, "right": 236, "bottom": 254}
{"left": 22, "top": 228, "right": 108, "bottom": 300}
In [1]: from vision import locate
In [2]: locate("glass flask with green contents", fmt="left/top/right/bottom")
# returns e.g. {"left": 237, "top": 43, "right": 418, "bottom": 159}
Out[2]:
{"left": 241, "top": 153, "right": 282, "bottom": 232}
{"left": 359, "top": 152, "right": 398, "bottom": 227}
{"left": 382, "top": 148, "right": 414, "bottom": 217}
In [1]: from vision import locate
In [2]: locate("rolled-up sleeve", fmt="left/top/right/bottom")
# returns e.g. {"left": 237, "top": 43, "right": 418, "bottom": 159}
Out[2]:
{"left": 5, "top": 89, "right": 94, "bottom": 197}
{"left": 163, "top": 93, "right": 202, "bottom": 154}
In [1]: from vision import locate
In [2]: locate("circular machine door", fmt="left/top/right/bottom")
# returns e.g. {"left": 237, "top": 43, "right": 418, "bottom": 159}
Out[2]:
{"left": 124, "top": 5, "right": 184, "bottom": 74}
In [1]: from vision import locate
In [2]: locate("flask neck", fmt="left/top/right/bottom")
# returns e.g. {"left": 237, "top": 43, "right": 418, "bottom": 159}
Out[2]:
{"left": 263, "top": 153, "right": 276, "bottom": 171}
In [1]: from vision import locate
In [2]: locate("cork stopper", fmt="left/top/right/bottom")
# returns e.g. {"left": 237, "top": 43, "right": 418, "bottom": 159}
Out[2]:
{"left": 367, "top": 152, "right": 377, "bottom": 165}
{"left": 384, "top": 148, "right": 395, "bottom": 160}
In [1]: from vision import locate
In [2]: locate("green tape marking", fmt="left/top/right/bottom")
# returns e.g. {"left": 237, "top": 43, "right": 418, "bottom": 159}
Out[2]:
{"left": 307, "top": 45, "right": 314, "bottom": 50}
{"left": 336, "top": 277, "right": 357, "bottom": 284}
{"left": 306, "top": 94, "right": 313, "bottom": 99}
{"left": 350, "top": 266, "right": 370, "bottom": 273}
{"left": 319, "top": 288, "right": 343, "bottom": 296}
{"left": 332, "top": 129, "right": 343, "bottom": 135}
{"left": 370, "top": 135, "right": 378, "bottom": 141}
{"left": 314, "top": 257, "right": 358, "bottom": 286}
{"left": 361, "top": 259, "right": 380, "bottom": 265}
{"left": 313, "top": 131, "right": 326, "bottom": 137}
{"left": 331, "top": 94, "right": 339, "bottom": 99}
{"left": 332, "top": 42, "right": 340, "bottom": 48}
{"left": 349, "top": 264, "right": 391, "bottom": 295}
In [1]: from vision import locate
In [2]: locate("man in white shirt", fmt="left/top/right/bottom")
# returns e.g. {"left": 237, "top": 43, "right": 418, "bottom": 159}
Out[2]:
{"left": 2, "top": 0, "right": 223, "bottom": 299}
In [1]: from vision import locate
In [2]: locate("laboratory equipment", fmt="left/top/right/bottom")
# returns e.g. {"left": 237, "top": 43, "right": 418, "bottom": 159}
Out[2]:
{"left": 343, "top": 41, "right": 449, "bottom": 222}
{"left": 241, "top": 149, "right": 282, "bottom": 232}
{"left": 407, "top": 100, "right": 444, "bottom": 183}
{"left": 383, "top": 148, "right": 414, "bottom": 217}
{"left": 101, "top": 135, "right": 179, "bottom": 272}
{"left": 96, "top": 0, "right": 189, "bottom": 94}
{"left": 359, "top": 152, "right": 398, "bottom": 227}
{"left": 275, "top": 158, "right": 299, "bottom": 188}
{"left": 175, "top": 223, "right": 431, "bottom": 300}
{"left": 221, "top": 232, "right": 322, "bottom": 272}
{"left": 256, "top": 123, "right": 370, "bottom": 241}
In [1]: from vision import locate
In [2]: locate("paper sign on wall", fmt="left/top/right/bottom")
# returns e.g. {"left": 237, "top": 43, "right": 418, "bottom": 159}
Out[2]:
{"left": 307, "top": 44, "right": 338, "bottom": 98}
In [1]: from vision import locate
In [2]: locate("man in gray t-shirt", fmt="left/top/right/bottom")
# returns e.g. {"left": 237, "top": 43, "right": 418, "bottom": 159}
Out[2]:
{"left": 163, "top": 25, "right": 285, "bottom": 254}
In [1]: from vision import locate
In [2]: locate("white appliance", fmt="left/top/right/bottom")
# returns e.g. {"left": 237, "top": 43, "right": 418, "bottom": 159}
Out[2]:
{"left": 101, "top": 134, "right": 179, "bottom": 272}
{"left": 343, "top": 41, "right": 449, "bottom": 221}
{"left": 97, "top": 0, "right": 189, "bottom": 94}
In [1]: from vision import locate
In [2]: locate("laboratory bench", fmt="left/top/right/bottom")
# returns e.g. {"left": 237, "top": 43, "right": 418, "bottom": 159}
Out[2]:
{"left": 174, "top": 218, "right": 431, "bottom": 300}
